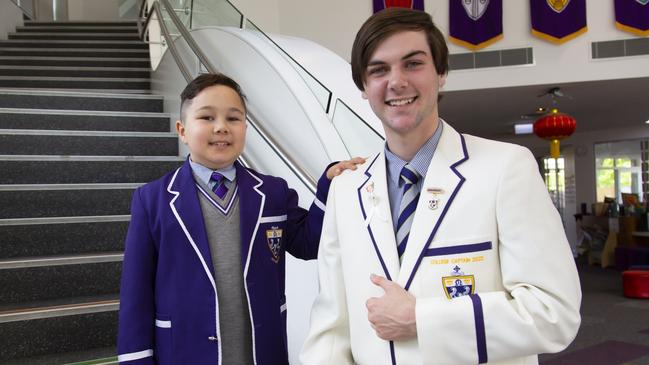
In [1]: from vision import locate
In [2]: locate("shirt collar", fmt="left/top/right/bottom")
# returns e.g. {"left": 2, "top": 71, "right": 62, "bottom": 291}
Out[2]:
{"left": 385, "top": 121, "right": 443, "bottom": 186}
{"left": 188, "top": 157, "right": 236, "bottom": 186}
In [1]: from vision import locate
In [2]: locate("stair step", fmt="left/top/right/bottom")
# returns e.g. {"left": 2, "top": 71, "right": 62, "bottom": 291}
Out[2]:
{"left": 0, "top": 66, "right": 150, "bottom": 78}
{"left": 0, "top": 129, "right": 177, "bottom": 156}
{"left": 0, "top": 217, "right": 129, "bottom": 259}
{"left": 0, "top": 40, "right": 148, "bottom": 49}
{"left": 0, "top": 155, "right": 182, "bottom": 184}
{"left": 0, "top": 56, "right": 150, "bottom": 68}
{"left": 0, "top": 259, "right": 121, "bottom": 305}
{"left": 0, "top": 76, "right": 151, "bottom": 90}
{"left": 0, "top": 48, "right": 148, "bottom": 58}
{"left": 9, "top": 33, "right": 141, "bottom": 41}
{"left": 24, "top": 21, "right": 137, "bottom": 27}
{"left": 0, "top": 89, "right": 163, "bottom": 112}
{"left": 2, "top": 347, "right": 116, "bottom": 365}
{"left": 0, "top": 185, "right": 136, "bottom": 219}
{"left": 0, "top": 252, "right": 123, "bottom": 270}
{"left": 17, "top": 25, "right": 137, "bottom": 33}
{"left": 0, "top": 296, "right": 118, "bottom": 361}
{"left": 0, "top": 107, "right": 168, "bottom": 131}
{"left": 0, "top": 76, "right": 150, "bottom": 90}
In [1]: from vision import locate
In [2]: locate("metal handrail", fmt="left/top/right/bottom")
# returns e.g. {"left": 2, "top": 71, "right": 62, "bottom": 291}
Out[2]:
{"left": 9, "top": 0, "right": 34, "bottom": 20}
{"left": 138, "top": 0, "right": 317, "bottom": 193}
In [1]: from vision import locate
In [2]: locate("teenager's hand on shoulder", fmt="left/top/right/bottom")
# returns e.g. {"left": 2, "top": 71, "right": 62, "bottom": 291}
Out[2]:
{"left": 366, "top": 274, "right": 417, "bottom": 341}
{"left": 326, "top": 157, "right": 366, "bottom": 180}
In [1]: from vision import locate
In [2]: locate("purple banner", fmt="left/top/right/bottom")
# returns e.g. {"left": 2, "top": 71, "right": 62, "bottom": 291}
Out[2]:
{"left": 449, "top": 0, "right": 503, "bottom": 50}
{"left": 373, "top": 0, "right": 424, "bottom": 13}
{"left": 615, "top": 0, "right": 649, "bottom": 36}
{"left": 530, "top": 0, "right": 587, "bottom": 44}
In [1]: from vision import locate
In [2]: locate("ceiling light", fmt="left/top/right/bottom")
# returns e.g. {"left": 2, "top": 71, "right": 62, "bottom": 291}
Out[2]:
{"left": 515, "top": 123, "right": 534, "bottom": 135}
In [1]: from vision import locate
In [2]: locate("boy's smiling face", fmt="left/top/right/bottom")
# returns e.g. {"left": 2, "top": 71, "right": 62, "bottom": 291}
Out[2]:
{"left": 176, "top": 85, "right": 247, "bottom": 170}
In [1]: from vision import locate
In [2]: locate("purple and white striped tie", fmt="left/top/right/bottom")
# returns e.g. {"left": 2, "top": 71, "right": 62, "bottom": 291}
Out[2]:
{"left": 210, "top": 172, "right": 228, "bottom": 199}
{"left": 396, "top": 164, "right": 420, "bottom": 262}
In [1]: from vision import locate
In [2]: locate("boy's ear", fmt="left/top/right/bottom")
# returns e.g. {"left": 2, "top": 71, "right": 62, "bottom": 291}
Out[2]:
{"left": 361, "top": 90, "right": 368, "bottom": 99}
{"left": 175, "top": 120, "right": 187, "bottom": 144}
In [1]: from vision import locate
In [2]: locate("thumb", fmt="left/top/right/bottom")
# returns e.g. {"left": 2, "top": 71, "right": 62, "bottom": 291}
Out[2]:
{"left": 370, "top": 274, "right": 392, "bottom": 291}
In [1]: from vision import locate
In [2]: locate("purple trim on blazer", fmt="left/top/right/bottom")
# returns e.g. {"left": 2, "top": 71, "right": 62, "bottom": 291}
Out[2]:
{"left": 470, "top": 294, "right": 488, "bottom": 363}
{"left": 423, "top": 241, "right": 492, "bottom": 257}
{"left": 357, "top": 153, "right": 393, "bottom": 282}
{"left": 404, "top": 135, "right": 469, "bottom": 291}
{"left": 357, "top": 154, "right": 397, "bottom": 365}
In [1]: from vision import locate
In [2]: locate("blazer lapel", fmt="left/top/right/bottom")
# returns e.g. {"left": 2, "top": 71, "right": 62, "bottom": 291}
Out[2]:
{"left": 357, "top": 153, "right": 400, "bottom": 281}
{"left": 397, "top": 123, "right": 469, "bottom": 290}
{"left": 235, "top": 161, "right": 264, "bottom": 278}
{"left": 167, "top": 159, "right": 215, "bottom": 286}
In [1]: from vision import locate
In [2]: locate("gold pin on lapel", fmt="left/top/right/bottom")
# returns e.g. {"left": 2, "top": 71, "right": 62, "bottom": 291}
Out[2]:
{"left": 427, "top": 187, "right": 444, "bottom": 210}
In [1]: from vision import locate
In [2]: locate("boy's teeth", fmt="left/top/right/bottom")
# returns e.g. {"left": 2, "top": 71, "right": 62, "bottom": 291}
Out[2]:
{"left": 387, "top": 97, "right": 414, "bottom": 106}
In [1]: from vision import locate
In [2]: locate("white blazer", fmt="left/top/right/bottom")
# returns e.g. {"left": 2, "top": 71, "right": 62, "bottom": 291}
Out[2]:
{"left": 301, "top": 122, "right": 581, "bottom": 365}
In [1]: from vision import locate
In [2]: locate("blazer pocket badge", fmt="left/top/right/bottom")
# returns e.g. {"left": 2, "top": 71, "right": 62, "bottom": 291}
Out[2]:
{"left": 266, "top": 227, "right": 282, "bottom": 263}
{"left": 442, "top": 265, "right": 475, "bottom": 299}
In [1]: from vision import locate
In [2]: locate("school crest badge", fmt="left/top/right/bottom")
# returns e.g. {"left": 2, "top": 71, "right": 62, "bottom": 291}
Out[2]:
{"left": 266, "top": 227, "right": 282, "bottom": 263}
{"left": 462, "top": 0, "right": 490, "bottom": 21}
{"left": 442, "top": 266, "right": 475, "bottom": 299}
{"left": 547, "top": 0, "right": 570, "bottom": 13}
{"left": 637, "top": 0, "right": 649, "bottom": 5}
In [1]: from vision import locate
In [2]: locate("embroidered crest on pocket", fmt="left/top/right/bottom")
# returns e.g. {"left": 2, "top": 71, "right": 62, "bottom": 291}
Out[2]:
{"left": 266, "top": 226, "right": 283, "bottom": 263}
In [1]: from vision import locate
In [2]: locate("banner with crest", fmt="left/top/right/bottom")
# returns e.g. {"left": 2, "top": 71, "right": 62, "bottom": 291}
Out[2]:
{"left": 373, "top": 0, "right": 424, "bottom": 13}
{"left": 614, "top": 0, "right": 649, "bottom": 36}
{"left": 449, "top": 0, "right": 503, "bottom": 50}
{"left": 530, "top": 0, "right": 588, "bottom": 44}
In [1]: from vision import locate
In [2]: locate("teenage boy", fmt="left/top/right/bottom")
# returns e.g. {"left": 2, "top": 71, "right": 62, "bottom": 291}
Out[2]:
{"left": 301, "top": 8, "right": 581, "bottom": 365}
{"left": 117, "top": 73, "right": 362, "bottom": 364}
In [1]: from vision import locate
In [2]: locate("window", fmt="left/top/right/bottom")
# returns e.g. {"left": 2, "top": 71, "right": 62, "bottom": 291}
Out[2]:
{"left": 594, "top": 141, "right": 643, "bottom": 204}
{"left": 544, "top": 157, "right": 565, "bottom": 219}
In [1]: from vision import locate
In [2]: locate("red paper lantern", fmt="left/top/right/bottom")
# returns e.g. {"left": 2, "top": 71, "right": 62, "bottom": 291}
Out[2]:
{"left": 533, "top": 108, "right": 576, "bottom": 158}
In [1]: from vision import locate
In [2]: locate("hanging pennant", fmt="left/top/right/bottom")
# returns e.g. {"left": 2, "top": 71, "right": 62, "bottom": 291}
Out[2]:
{"left": 614, "top": 0, "right": 649, "bottom": 36}
{"left": 449, "top": 0, "right": 503, "bottom": 50}
{"left": 530, "top": 0, "right": 588, "bottom": 44}
{"left": 373, "top": 0, "right": 424, "bottom": 13}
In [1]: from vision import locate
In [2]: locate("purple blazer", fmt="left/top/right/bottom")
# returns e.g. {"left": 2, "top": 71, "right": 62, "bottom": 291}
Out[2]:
{"left": 117, "top": 159, "right": 330, "bottom": 365}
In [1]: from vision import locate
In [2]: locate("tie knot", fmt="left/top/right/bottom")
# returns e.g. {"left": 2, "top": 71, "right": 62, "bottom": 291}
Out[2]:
{"left": 400, "top": 164, "right": 420, "bottom": 185}
{"left": 210, "top": 172, "right": 225, "bottom": 184}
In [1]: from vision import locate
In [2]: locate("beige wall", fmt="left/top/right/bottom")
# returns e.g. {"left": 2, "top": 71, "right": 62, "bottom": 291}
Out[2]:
{"left": 67, "top": 0, "right": 119, "bottom": 21}
{"left": 0, "top": 2, "right": 24, "bottom": 39}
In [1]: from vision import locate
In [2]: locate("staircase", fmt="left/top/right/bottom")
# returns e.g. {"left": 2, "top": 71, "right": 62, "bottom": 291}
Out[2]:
{"left": 0, "top": 21, "right": 182, "bottom": 364}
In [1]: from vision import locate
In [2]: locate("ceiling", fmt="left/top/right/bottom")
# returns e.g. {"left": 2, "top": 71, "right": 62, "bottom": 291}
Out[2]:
{"left": 439, "top": 76, "right": 649, "bottom": 141}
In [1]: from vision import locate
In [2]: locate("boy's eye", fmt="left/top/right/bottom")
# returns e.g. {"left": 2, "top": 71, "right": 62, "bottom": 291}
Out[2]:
{"left": 367, "top": 66, "right": 387, "bottom": 76}
{"left": 405, "top": 60, "right": 423, "bottom": 68}
{"left": 198, "top": 116, "right": 214, "bottom": 121}
{"left": 227, "top": 116, "right": 242, "bottom": 122}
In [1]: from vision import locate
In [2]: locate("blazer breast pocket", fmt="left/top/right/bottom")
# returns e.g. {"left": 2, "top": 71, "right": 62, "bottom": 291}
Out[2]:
{"left": 418, "top": 238, "right": 497, "bottom": 299}
{"left": 259, "top": 210, "right": 288, "bottom": 264}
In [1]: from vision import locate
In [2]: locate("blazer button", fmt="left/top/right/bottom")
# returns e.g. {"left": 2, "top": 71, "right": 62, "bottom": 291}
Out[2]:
{"left": 208, "top": 336, "right": 218, "bottom": 341}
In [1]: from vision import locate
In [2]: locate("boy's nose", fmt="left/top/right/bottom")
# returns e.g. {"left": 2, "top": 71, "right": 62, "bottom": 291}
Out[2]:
{"left": 212, "top": 120, "right": 228, "bottom": 133}
{"left": 389, "top": 70, "right": 408, "bottom": 90}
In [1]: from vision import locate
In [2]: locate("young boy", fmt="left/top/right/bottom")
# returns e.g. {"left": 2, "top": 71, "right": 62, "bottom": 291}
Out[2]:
{"left": 117, "top": 73, "right": 362, "bottom": 365}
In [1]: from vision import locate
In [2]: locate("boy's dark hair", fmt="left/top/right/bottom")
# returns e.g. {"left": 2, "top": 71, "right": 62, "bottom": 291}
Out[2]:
{"left": 179, "top": 73, "right": 247, "bottom": 121}
{"left": 351, "top": 8, "right": 449, "bottom": 91}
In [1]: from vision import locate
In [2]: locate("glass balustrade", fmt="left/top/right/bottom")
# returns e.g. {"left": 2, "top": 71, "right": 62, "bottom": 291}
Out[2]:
{"left": 331, "top": 99, "right": 384, "bottom": 157}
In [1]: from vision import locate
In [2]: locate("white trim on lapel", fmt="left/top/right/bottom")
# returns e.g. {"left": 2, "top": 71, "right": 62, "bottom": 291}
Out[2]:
{"left": 166, "top": 166, "right": 223, "bottom": 365}
{"left": 242, "top": 168, "right": 265, "bottom": 365}
{"left": 357, "top": 153, "right": 400, "bottom": 281}
{"left": 397, "top": 123, "right": 469, "bottom": 289}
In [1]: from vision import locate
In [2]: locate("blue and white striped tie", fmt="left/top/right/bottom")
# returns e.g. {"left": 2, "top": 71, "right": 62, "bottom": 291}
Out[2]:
{"left": 396, "top": 164, "right": 421, "bottom": 261}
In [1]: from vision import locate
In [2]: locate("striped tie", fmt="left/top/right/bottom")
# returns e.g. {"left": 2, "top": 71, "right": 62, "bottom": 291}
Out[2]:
{"left": 396, "top": 164, "right": 420, "bottom": 261}
{"left": 210, "top": 172, "right": 228, "bottom": 199}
